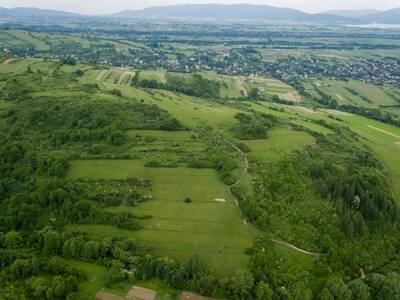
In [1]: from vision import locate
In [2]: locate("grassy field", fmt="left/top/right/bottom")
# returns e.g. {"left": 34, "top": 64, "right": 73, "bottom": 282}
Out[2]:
{"left": 249, "top": 102, "right": 334, "bottom": 135}
{"left": 139, "top": 70, "right": 167, "bottom": 83}
{"left": 64, "top": 259, "right": 180, "bottom": 300}
{"left": 200, "top": 71, "right": 296, "bottom": 100}
{"left": 0, "top": 57, "right": 39, "bottom": 74}
{"left": 90, "top": 67, "right": 297, "bottom": 101}
{"left": 305, "top": 79, "right": 399, "bottom": 107}
{"left": 0, "top": 30, "right": 49, "bottom": 51}
{"left": 101, "top": 83, "right": 241, "bottom": 129}
{"left": 241, "top": 128, "right": 316, "bottom": 163}
{"left": 66, "top": 160, "right": 253, "bottom": 276}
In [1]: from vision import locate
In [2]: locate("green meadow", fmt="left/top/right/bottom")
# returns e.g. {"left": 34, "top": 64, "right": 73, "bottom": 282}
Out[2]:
{"left": 67, "top": 160, "right": 253, "bottom": 276}
{"left": 305, "top": 79, "right": 399, "bottom": 107}
{"left": 241, "top": 128, "right": 316, "bottom": 163}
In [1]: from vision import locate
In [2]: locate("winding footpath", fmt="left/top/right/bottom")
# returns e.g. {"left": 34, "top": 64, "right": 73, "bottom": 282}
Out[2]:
{"left": 271, "top": 239, "right": 321, "bottom": 256}
{"left": 228, "top": 140, "right": 249, "bottom": 189}
{"left": 225, "top": 136, "right": 322, "bottom": 257}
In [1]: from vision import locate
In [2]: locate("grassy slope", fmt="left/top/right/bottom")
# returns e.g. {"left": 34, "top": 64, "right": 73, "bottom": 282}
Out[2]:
{"left": 305, "top": 79, "right": 399, "bottom": 107}
{"left": 3, "top": 57, "right": 399, "bottom": 297}
{"left": 241, "top": 128, "right": 316, "bottom": 163}
{"left": 66, "top": 160, "right": 253, "bottom": 276}
{"left": 329, "top": 113, "right": 400, "bottom": 201}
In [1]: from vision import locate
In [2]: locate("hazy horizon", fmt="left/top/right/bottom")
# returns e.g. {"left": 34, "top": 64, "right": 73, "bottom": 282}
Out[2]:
{"left": 0, "top": 0, "right": 398, "bottom": 15}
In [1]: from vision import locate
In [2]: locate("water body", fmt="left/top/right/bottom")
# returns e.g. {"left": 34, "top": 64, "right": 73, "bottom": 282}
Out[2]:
{"left": 348, "top": 23, "right": 400, "bottom": 29}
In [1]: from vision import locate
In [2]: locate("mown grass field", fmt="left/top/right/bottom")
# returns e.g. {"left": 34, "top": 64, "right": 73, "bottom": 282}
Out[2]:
{"left": 241, "top": 128, "right": 316, "bottom": 163}
{"left": 66, "top": 160, "right": 253, "bottom": 276}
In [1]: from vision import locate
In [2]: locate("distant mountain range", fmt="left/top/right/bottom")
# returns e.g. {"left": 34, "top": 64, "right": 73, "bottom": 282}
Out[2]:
{"left": 322, "top": 9, "right": 380, "bottom": 18}
{"left": 362, "top": 7, "right": 400, "bottom": 24}
{"left": 0, "top": 4, "right": 399, "bottom": 25}
{"left": 110, "top": 4, "right": 360, "bottom": 24}
{"left": 0, "top": 7, "right": 80, "bottom": 18}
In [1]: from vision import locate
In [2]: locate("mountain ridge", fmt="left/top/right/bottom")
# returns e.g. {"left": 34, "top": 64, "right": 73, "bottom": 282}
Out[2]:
{"left": 363, "top": 7, "right": 400, "bottom": 24}
{"left": 110, "top": 4, "right": 360, "bottom": 24}
{"left": 322, "top": 9, "right": 380, "bottom": 18}
{"left": 0, "top": 4, "right": 399, "bottom": 24}
{"left": 0, "top": 6, "right": 81, "bottom": 17}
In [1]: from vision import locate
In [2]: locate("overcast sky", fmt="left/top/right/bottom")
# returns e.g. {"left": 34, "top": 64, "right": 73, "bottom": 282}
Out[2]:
{"left": 0, "top": 0, "right": 399, "bottom": 15}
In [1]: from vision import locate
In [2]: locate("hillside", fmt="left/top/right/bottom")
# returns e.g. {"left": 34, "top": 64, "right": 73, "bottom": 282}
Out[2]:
{"left": 1, "top": 52, "right": 400, "bottom": 299}
{"left": 111, "top": 4, "right": 359, "bottom": 24}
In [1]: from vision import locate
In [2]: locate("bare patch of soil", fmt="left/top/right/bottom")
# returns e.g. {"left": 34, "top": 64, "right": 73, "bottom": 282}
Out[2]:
{"left": 96, "top": 291, "right": 124, "bottom": 300}
{"left": 278, "top": 91, "right": 301, "bottom": 102}
{"left": 127, "top": 286, "right": 157, "bottom": 300}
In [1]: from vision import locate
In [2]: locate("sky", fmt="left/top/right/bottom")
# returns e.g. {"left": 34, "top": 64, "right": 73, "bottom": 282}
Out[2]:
{"left": 0, "top": 0, "right": 399, "bottom": 15}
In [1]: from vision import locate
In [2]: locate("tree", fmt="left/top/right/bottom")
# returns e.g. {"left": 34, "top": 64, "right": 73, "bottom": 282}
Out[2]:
{"left": 223, "top": 269, "right": 255, "bottom": 300}
{"left": 322, "top": 278, "right": 351, "bottom": 300}
{"left": 249, "top": 87, "right": 260, "bottom": 100}
{"left": 28, "top": 276, "right": 49, "bottom": 298}
{"left": 108, "top": 130, "right": 126, "bottom": 146}
{"left": 370, "top": 273, "right": 400, "bottom": 300}
{"left": 291, "top": 281, "right": 313, "bottom": 300}
{"left": 75, "top": 69, "right": 84, "bottom": 76}
{"left": 255, "top": 281, "right": 274, "bottom": 300}
{"left": 7, "top": 146, "right": 23, "bottom": 163}
{"left": 111, "top": 89, "right": 122, "bottom": 97}
{"left": 4, "top": 230, "right": 22, "bottom": 248}
{"left": 319, "top": 288, "right": 334, "bottom": 300}
{"left": 62, "top": 56, "right": 77, "bottom": 66}
{"left": 347, "top": 279, "right": 370, "bottom": 300}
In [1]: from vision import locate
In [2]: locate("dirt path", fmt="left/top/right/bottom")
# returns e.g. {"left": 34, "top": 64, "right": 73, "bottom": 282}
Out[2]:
{"left": 360, "top": 267, "right": 366, "bottom": 279}
{"left": 224, "top": 136, "right": 326, "bottom": 255}
{"left": 324, "top": 109, "right": 353, "bottom": 116}
{"left": 367, "top": 125, "right": 400, "bottom": 139}
{"left": 220, "top": 136, "right": 249, "bottom": 227}
{"left": 271, "top": 239, "right": 321, "bottom": 256}
{"left": 292, "top": 106, "right": 319, "bottom": 114}
{"left": 227, "top": 140, "right": 249, "bottom": 189}
{"left": 236, "top": 78, "right": 248, "bottom": 97}
{"left": 335, "top": 93, "right": 344, "bottom": 101}
{"left": 2, "top": 58, "right": 15, "bottom": 65}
